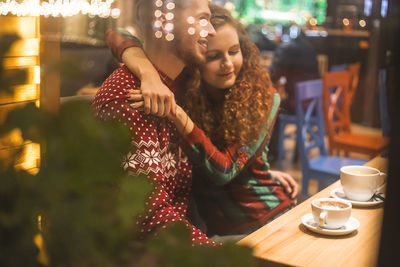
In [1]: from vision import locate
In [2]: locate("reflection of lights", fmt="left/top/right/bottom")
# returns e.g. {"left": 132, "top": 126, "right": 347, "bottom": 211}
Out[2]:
{"left": 199, "top": 30, "right": 208, "bottom": 38}
{"left": 364, "top": 0, "right": 372, "bottom": 16}
{"left": 266, "top": 33, "right": 275, "bottom": 41}
{"left": 281, "top": 34, "right": 290, "bottom": 43}
{"left": 381, "top": 0, "right": 388, "bottom": 18}
{"left": 275, "top": 24, "right": 283, "bottom": 36}
{"left": 343, "top": 18, "right": 350, "bottom": 26}
{"left": 187, "top": 16, "right": 195, "bottom": 24}
{"left": 0, "top": 0, "right": 116, "bottom": 18}
{"left": 17, "top": 143, "right": 41, "bottom": 175}
{"left": 305, "top": 30, "right": 319, "bottom": 37}
{"left": 166, "top": 12, "right": 174, "bottom": 20}
{"left": 165, "top": 33, "right": 174, "bottom": 41}
{"left": 261, "top": 28, "right": 268, "bottom": 35}
{"left": 261, "top": 10, "right": 297, "bottom": 21}
{"left": 33, "top": 66, "right": 40, "bottom": 84}
{"left": 199, "top": 19, "right": 208, "bottom": 27}
{"left": 165, "top": 23, "right": 174, "bottom": 32}
{"left": 359, "top": 20, "right": 366, "bottom": 27}
{"left": 153, "top": 1, "right": 175, "bottom": 41}
{"left": 154, "top": 10, "right": 162, "bottom": 18}
{"left": 154, "top": 20, "right": 162, "bottom": 28}
{"left": 155, "top": 0, "right": 163, "bottom": 8}
{"left": 309, "top": 18, "right": 317, "bottom": 26}
{"left": 224, "top": 1, "right": 235, "bottom": 12}
{"left": 155, "top": 31, "right": 163, "bottom": 38}
{"left": 320, "top": 31, "right": 328, "bottom": 37}
{"left": 188, "top": 27, "right": 195, "bottom": 35}
{"left": 289, "top": 25, "right": 299, "bottom": 39}
{"left": 111, "top": 8, "right": 120, "bottom": 19}
{"left": 166, "top": 2, "right": 175, "bottom": 10}
{"left": 305, "top": 30, "right": 328, "bottom": 37}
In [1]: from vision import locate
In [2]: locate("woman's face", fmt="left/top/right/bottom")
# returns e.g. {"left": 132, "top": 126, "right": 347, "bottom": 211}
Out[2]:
{"left": 201, "top": 24, "right": 243, "bottom": 90}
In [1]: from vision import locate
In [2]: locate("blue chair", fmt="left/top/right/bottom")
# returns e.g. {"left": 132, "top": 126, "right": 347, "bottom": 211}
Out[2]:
{"left": 295, "top": 79, "right": 367, "bottom": 195}
{"left": 276, "top": 113, "right": 297, "bottom": 169}
{"left": 330, "top": 64, "right": 347, "bottom": 72}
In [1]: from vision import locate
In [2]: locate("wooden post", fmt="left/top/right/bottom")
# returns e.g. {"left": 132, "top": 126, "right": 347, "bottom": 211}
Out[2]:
{"left": 39, "top": 16, "right": 61, "bottom": 112}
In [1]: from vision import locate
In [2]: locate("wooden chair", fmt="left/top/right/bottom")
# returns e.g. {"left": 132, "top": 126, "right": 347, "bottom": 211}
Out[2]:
{"left": 295, "top": 80, "right": 367, "bottom": 195}
{"left": 322, "top": 71, "right": 389, "bottom": 158}
{"left": 330, "top": 62, "right": 360, "bottom": 106}
{"left": 347, "top": 62, "right": 361, "bottom": 106}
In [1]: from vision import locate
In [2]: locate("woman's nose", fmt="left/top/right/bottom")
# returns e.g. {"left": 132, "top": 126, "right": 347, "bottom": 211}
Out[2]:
{"left": 221, "top": 58, "right": 233, "bottom": 69}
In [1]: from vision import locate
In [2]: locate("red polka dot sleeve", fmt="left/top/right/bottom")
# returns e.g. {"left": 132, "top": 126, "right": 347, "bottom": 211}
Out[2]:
{"left": 92, "top": 66, "right": 218, "bottom": 246}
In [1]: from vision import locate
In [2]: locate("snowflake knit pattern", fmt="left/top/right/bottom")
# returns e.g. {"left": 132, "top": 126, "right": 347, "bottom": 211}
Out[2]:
{"left": 92, "top": 65, "right": 217, "bottom": 246}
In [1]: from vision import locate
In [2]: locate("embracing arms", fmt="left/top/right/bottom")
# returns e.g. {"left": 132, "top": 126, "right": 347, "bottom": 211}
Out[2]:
{"left": 106, "top": 29, "right": 176, "bottom": 117}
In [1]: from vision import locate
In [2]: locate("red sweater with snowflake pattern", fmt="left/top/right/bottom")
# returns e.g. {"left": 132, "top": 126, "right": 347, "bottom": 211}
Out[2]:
{"left": 92, "top": 65, "right": 217, "bottom": 246}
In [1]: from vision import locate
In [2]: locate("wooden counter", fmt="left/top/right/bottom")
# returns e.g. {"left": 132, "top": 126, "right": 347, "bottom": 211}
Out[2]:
{"left": 238, "top": 157, "right": 387, "bottom": 267}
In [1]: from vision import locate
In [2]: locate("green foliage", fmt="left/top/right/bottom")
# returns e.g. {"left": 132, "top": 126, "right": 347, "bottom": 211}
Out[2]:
{"left": 0, "top": 34, "right": 256, "bottom": 266}
{"left": 0, "top": 34, "right": 38, "bottom": 267}
{"left": 0, "top": 168, "right": 42, "bottom": 267}
{"left": 1, "top": 99, "right": 154, "bottom": 266}
{"left": 141, "top": 223, "right": 256, "bottom": 267}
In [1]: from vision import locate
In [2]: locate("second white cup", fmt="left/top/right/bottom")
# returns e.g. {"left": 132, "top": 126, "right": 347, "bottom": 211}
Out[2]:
{"left": 311, "top": 198, "right": 352, "bottom": 229}
{"left": 340, "top": 165, "right": 386, "bottom": 202}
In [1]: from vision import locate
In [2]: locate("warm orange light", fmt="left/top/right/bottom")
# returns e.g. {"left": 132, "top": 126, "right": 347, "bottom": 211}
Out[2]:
{"left": 343, "top": 18, "right": 350, "bottom": 26}
{"left": 34, "top": 233, "right": 49, "bottom": 265}
{"left": 5, "top": 38, "right": 39, "bottom": 57}
{"left": 309, "top": 18, "right": 317, "bottom": 26}
{"left": 13, "top": 85, "right": 38, "bottom": 102}
{"left": 359, "top": 40, "right": 370, "bottom": 49}
{"left": 33, "top": 66, "right": 41, "bottom": 84}
{"left": 15, "top": 142, "right": 41, "bottom": 175}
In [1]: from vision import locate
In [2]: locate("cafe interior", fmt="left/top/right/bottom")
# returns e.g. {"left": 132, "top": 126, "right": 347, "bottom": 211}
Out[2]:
{"left": 0, "top": 0, "right": 399, "bottom": 266}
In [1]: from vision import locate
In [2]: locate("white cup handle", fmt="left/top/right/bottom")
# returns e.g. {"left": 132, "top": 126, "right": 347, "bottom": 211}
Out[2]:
{"left": 319, "top": 211, "right": 327, "bottom": 227}
{"left": 377, "top": 172, "right": 387, "bottom": 192}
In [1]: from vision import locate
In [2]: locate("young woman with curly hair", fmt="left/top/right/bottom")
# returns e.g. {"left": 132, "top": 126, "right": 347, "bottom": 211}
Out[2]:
{"left": 106, "top": 4, "right": 298, "bottom": 239}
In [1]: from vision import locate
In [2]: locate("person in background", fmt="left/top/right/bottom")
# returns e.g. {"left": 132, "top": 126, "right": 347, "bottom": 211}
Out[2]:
{"left": 269, "top": 26, "right": 319, "bottom": 114}
{"left": 92, "top": 0, "right": 218, "bottom": 246}
{"left": 106, "top": 4, "right": 298, "bottom": 242}
{"left": 267, "top": 26, "right": 319, "bottom": 163}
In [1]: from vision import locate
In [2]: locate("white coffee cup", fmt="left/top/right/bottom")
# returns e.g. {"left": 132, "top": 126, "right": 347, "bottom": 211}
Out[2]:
{"left": 311, "top": 198, "right": 352, "bottom": 229}
{"left": 340, "top": 165, "right": 386, "bottom": 202}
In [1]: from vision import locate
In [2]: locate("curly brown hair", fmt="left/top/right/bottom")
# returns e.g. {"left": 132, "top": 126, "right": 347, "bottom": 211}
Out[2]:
{"left": 183, "top": 4, "right": 274, "bottom": 148}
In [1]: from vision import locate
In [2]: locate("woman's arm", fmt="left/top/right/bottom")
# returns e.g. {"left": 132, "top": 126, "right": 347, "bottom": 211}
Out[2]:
{"left": 127, "top": 90, "right": 269, "bottom": 185}
{"left": 178, "top": 93, "right": 282, "bottom": 186}
{"left": 106, "top": 28, "right": 176, "bottom": 117}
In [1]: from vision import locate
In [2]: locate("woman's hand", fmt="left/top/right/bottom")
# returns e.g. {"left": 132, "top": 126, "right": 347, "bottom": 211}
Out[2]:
{"left": 269, "top": 170, "right": 298, "bottom": 205}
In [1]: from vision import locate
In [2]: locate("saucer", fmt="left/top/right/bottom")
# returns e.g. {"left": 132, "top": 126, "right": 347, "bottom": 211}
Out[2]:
{"left": 330, "top": 187, "right": 384, "bottom": 207}
{"left": 301, "top": 213, "right": 360, "bottom": 236}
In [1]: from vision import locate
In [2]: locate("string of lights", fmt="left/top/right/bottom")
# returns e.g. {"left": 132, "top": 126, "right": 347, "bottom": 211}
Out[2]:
{"left": 0, "top": 0, "right": 120, "bottom": 18}
{"left": 152, "top": 0, "right": 211, "bottom": 42}
{"left": 153, "top": 0, "right": 175, "bottom": 41}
